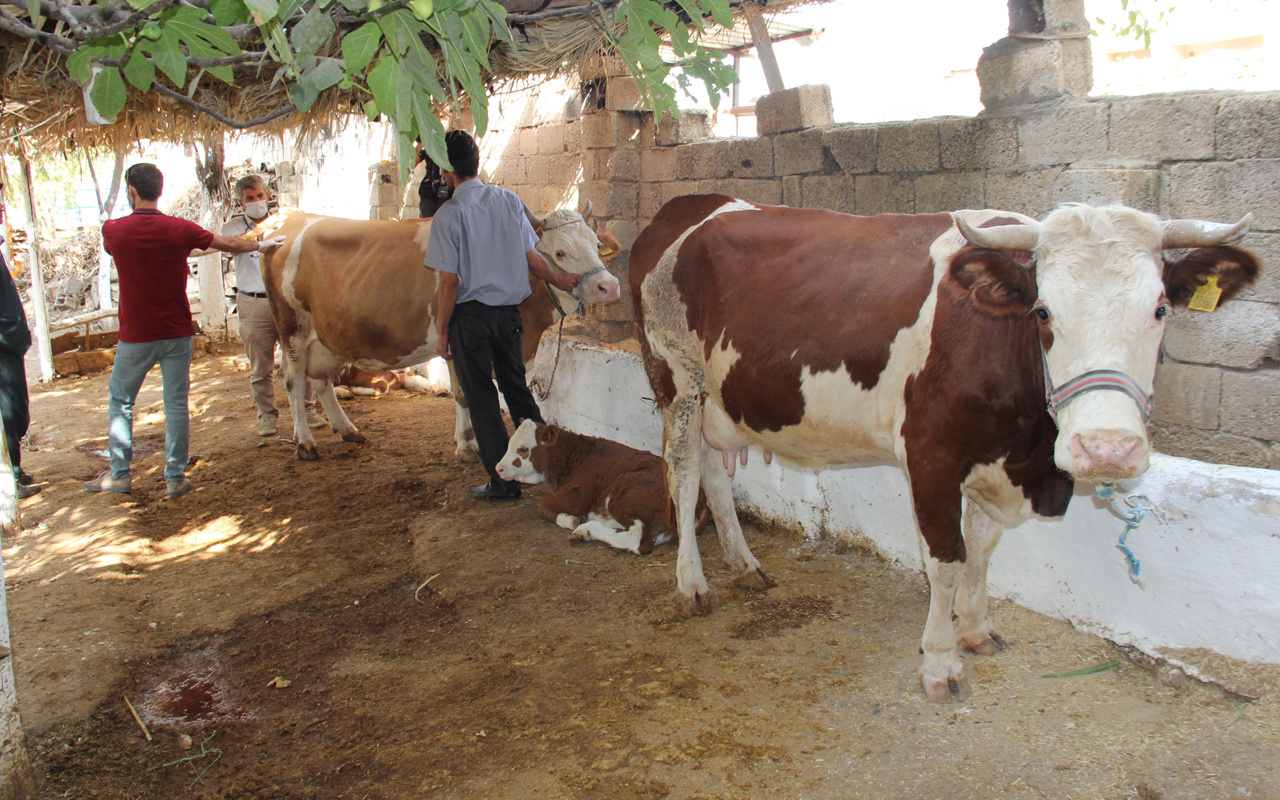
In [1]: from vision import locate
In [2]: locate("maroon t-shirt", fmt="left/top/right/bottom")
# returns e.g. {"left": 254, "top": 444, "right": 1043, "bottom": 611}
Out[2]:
{"left": 102, "top": 209, "right": 215, "bottom": 343}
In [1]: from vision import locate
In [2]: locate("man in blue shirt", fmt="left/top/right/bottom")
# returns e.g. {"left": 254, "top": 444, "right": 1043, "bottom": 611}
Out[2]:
{"left": 426, "top": 130, "right": 579, "bottom": 500}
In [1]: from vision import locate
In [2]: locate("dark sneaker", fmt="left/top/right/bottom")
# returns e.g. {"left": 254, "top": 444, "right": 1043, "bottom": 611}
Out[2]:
{"left": 17, "top": 469, "right": 34, "bottom": 486}
{"left": 17, "top": 483, "right": 40, "bottom": 500}
{"left": 467, "top": 480, "right": 521, "bottom": 500}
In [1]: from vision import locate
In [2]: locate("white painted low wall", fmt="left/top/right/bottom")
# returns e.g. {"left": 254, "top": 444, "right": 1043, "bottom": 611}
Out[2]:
{"left": 531, "top": 334, "right": 1280, "bottom": 666}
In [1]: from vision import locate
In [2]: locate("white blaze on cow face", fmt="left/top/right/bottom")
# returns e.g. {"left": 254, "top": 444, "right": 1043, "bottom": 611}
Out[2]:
{"left": 1033, "top": 206, "right": 1168, "bottom": 480}
{"left": 495, "top": 419, "right": 545, "bottom": 483}
{"left": 535, "top": 210, "right": 621, "bottom": 304}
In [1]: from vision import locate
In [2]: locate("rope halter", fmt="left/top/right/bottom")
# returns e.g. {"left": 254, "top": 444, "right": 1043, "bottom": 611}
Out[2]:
{"left": 1041, "top": 346, "right": 1154, "bottom": 422}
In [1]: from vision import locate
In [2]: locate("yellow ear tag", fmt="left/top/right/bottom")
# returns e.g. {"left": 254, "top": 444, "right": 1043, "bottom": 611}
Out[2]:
{"left": 598, "top": 245, "right": 614, "bottom": 257}
{"left": 1187, "top": 276, "right": 1223, "bottom": 312}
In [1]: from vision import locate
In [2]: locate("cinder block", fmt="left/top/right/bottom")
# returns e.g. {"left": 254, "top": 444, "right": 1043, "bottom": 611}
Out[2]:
{"left": 659, "top": 180, "right": 699, "bottom": 206}
{"left": 1270, "top": 443, "right": 1280, "bottom": 470}
{"left": 1163, "top": 160, "right": 1280, "bottom": 231}
{"left": 369, "top": 206, "right": 400, "bottom": 221}
{"left": 697, "top": 179, "right": 781, "bottom": 206}
{"left": 940, "top": 116, "right": 1018, "bottom": 171}
{"left": 605, "top": 76, "right": 645, "bottom": 111}
{"left": 607, "top": 181, "right": 639, "bottom": 219}
{"left": 773, "top": 129, "right": 826, "bottom": 176}
{"left": 877, "top": 121, "right": 941, "bottom": 173}
{"left": 1017, "top": 101, "right": 1109, "bottom": 167}
{"left": 583, "top": 111, "right": 639, "bottom": 149}
{"left": 1221, "top": 369, "right": 1280, "bottom": 440}
{"left": 369, "top": 182, "right": 401, "bottom": 206}
{"left": 1109, "top": 94, "right": 1218, "bottom": 161}
{"left": 1057, "top": 167, "right": 1159, "bottom": 210}
{"left": 801, "top": 174, "right": 856, "bottom": 213}
{"left": 1150, "top": 421, "right": 1269, "bottom": 468}
{"left": 607, "top": 218, "right": 638, "bottom": 251}
{"left": 1152, "top": 361, "right": 1222, "bottom": 430}
{"left": 977, "top": 37, "right": 1092, "bottom": 110}
{"left": 278, "top": 175, "right": 303, "bottom": 193}
{"left": 782, "top": 175, "right": 802, "bottom": 207}
{"left": 275, "top": 162, "right": 295, "bottom": 177}
{"left": 1163, "top": 300, "right": 1280, "bottom": 369}
{"left": 519, "top": 127, "right": 539, "bottom": 155}
{"left": 855, "top": 174, "right": 913, "bottom": 215}
{"left": 525, "top": 155, "right": 551, "bottom": 186}
{"left": 278, "top": 192, "right": 299, "bottom": 208}
{"left": 723, "top": 137, "right": 774, "bottom": 178}
{"left": 755, "top": 84, "right": 833, "bottom": 135}
{"left": 656, "top": 111, "right": 712, "bottom": 146}
{"left": 914, "top": 172, "right": 984, "bottom": 213}
{"left": 674, "top": 140, "right": 724, "bottom": 181}
{"left": 593, "top": 149, "right": 639, "bottom": 182}
{"left": 563, "top": 121, "right": 583, "bottom": 154}
{"left": 821, "top": 124, "right": 877, "bottom": 175}
{"left": 639, "top": 183, "right": 664, "bottom": 219}
{"left": 1217, "top": 92, "right": 1280, "bottom": 160}
{"left": 984, "top": 168, "right": 1064, "bottom": 218}
{"left": 641, "top": 148, "right": 677, "bottom": 183}
{"left": 538, "top": 124, "right": 565, "bottom": 155}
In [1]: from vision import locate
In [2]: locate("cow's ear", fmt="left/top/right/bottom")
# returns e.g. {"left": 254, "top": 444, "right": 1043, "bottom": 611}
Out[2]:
{"left": 1165, "top": 245, "right": 1261, "bottom": 307}
{"left": 539, "top": 424, "right": 560, "bottom": 446}
{"left": 596, "top": 232, "right": 621, "bottom": 261}
{"left": 946, "top": 249, "right": 1038, "bottom": 316}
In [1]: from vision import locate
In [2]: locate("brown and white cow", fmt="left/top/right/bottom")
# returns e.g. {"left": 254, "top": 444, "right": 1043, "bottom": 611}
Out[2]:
{"left": 631, "top": 194, "right": 1260, "bottom": 702}
{"left": 259, "top": 207, "right": 621, "bottom": 460}
{"left": 495, "top": 420, "right": 706, "bottom": 554}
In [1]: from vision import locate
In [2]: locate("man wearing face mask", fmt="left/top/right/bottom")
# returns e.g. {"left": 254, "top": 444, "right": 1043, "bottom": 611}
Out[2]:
{"left": 222, "top": 175, "right": 323, "bottom": 437}
{"left": 85, "top": 163, "right": 286, "bottom": 499}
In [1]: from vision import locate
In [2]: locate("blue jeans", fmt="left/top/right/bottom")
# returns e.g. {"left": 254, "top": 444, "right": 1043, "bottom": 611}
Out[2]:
{"left": 107, "top": 337, "right": 193, "bottom": 482}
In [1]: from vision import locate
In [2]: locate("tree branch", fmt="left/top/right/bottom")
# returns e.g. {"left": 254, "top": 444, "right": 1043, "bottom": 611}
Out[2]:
{"left": 90, "top": 0, "right": 178, "bottom": 38}
{"left": 151, "top": 81, "right": 296, "bottom": 129}
{"left": 0, "top": 7, "right": 76, "bottom": 53}
{"left": 52, "top": 0, "right": 91, "bottom": 38}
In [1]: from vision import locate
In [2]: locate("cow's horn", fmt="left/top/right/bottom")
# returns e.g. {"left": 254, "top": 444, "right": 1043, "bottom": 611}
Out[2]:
{"left": 954, "top": 212, "right": 1041, "bottom": 251}
{"left": 1161, "top": 213, "right": 1253, "bottom": 249}
{"left": 523, "top": 202, "right": 544, "bottom": 230}
{"left": 580, "top": 199, "right": 594, "bottom": 220}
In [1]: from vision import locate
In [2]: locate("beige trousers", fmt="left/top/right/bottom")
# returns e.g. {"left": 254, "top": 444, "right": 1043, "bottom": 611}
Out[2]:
{"left": 237, "top": 293, "right": 314, "bottom": 419}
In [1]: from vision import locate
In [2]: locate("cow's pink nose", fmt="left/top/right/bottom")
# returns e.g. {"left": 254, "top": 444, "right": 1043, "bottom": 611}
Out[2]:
{"left": 1068, "top": 431, "right": 1145, "bottom": 479}
{"left": 496, "top": 464, "right": 509, "bottom": 479}
{"left": 597, "top": 278, "right": 621, "bottom": 302}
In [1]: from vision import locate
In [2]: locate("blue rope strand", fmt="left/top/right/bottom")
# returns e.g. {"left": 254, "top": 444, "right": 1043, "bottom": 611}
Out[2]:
{"left": 1096, "top": 483, "right": 1148, "bottom": 589}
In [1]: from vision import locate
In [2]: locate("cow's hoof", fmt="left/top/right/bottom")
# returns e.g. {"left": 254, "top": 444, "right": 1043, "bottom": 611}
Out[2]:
{"left": 455, "top": 447, "right": 480, "bottom": 463}
{"left": 959, "top": 632, "right": 1008, "bottom": 656}
{"left": 921, "top": 673, "right": 972, "bottom": 703}
{"left": 732, "top": 568, "right": 776, "bottom": 592}
{"left": 676, "top": 590, "right": 713, "bottom": 617}
{"left": 296, "top": 444, "right": 320, "bottom": 461}
{"left": 341, "top": 430, "right": 367, "bottom": 444}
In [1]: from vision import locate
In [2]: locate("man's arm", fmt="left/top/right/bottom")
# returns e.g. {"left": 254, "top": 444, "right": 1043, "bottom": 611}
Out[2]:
{"left": 435, "top": 272, "right": 460, "bottom": 360}
{"left": 204, "top": 233, "right": 285, "bottom": 255}
{"left": 528, "top": 249, "right": 580, "bottom": 293}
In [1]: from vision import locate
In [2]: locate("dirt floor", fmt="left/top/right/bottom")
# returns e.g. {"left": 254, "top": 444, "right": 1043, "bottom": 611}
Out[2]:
{"left": 4, "top": 345, "right": 1280, "bottom": 800}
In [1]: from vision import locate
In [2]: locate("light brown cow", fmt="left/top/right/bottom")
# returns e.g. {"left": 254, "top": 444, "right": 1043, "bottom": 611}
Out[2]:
{"left": 259, "top": 208, "right": 620, "bottom": 460}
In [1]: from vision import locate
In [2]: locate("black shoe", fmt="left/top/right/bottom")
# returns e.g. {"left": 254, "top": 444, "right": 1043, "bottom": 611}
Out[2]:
{"left": 17, "top": 483, "right": 40, "bottom": 500}
{"left": 16, "top": 469, "right": 33, "bottom": 486}
{"left": 467, "top": 480, "right": 521, "bottom": 500}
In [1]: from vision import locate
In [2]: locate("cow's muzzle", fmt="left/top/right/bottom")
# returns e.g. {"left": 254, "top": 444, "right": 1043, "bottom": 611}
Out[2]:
{"left": 1066, "top": 430, "right": 1148, "bottom": 480}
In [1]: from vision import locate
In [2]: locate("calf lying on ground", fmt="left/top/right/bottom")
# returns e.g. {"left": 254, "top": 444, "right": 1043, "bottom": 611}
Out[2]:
{"left": 332, "top": 365, "right": 437, "bottom": 397}
{"left": 495, "top": 420, "right": 707, "bottom": 554}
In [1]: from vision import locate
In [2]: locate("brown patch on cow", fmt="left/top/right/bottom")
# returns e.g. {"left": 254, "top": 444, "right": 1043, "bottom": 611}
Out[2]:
{"left": 671, "top": 208, "right": 951, "bottom": 431}
{"left": 1164, "top": 245, "right": 1262, "bottom": 307}
{"left": 903, "top": 253, "right": 1072, "bottom": 562}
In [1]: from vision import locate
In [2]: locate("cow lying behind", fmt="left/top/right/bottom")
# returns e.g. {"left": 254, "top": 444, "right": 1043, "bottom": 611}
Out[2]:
{"left": 495, "top": 420, "right": 707, "bottom": 554}
{"left": 332, "top": 365, "right": 437, "bottom": 397}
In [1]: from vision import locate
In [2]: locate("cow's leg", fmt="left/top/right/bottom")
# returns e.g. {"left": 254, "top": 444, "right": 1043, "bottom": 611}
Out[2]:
{"left": 446, "top": 359, "right": 479, "bottom": 462}
{"left": 664, "top": 395, "right": 712, "bottom": 614}
{"left": 920, "top": 555, "right": 969, "bottom": 703}
{"left": 700, "top": 442, "right": 772, "bottom": 591}
{"left": 571, "top": 518, "right": 647, "bottom": 554}
{"left": 310, "top": 378, "right": 364, "bottom": 443}
{"left": 281, "top": 331, "right": 321, "bottom": 460}
{"left": 954, "top": 499, "right": 1008, "bottom": 656}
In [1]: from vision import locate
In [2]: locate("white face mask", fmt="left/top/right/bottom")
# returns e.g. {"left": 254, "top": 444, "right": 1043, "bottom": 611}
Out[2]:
{"left": 244, "top": 200, "right": 269, "bottom": 219}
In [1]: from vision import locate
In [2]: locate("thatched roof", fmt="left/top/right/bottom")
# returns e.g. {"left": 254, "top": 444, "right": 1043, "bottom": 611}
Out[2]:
{"left": 0, "top": 0, "right": 819, "bottom": 157}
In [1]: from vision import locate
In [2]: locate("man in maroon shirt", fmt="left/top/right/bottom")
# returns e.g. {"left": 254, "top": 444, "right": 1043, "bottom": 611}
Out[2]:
{"left": 84, "top": 163, "right": 283, "bottom": 499}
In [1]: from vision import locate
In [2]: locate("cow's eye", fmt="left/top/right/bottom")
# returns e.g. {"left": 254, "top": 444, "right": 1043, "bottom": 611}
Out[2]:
{"left": 555, "top": 251, "right": 566, "bottom": 260}
{"left": 1155, "top": 304, "right": 1170, "bottom": 320}
{"left": 1033, "top": 304, "right": 1050, "bottom": 322}
{"left": 517, "top": 447, "right": 529, "bottom": 457}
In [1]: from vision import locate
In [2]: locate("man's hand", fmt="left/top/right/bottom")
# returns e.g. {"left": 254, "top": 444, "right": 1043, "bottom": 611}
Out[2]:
{"left": 436, "top": 332, "right": 451, "bottom": 360}
{"left": 551, "top": 271, "right": 581, "bottom": 293}
{"left": 258, "top": 235, "right": 287, "bottom": 252}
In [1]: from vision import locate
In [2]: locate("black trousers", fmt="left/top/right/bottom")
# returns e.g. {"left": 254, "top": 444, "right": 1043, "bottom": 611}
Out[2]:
{"left": 448, "top": 301, "right": 545, "bottom": 486}
{"left": 0, "top": 351, "right": 29, "bottom": 477}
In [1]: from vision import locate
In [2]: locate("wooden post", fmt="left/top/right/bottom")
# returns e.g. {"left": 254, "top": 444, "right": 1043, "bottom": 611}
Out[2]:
{"left": 744, "top": 2, "right": 785, "bottom": 94}
{"left": 16, "top": 155, "right": 53, "bottom": 383}
{"left": 0, "top": 428, "right": 38, "bottom": 800}
{"left": 88, "top": 153, "right": 125, "bottom": 318}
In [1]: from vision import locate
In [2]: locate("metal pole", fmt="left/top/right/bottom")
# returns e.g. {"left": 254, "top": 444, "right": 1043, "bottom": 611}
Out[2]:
{"left": 744, "top": 3, "right": 785, "bottom": 94}
{"left": 16, "top": 155, "right": 53, "bottom": 383}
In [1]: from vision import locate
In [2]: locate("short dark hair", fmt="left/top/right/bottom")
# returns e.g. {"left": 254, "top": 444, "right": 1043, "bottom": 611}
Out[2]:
{"left": 444, "top": 130, "right": 480, "bottom": 179}
{"left": 126, "top": 163, "right": 164, "bottom": 201}
{"left": 235, "top": 174, "right": 268, "bottom": 198}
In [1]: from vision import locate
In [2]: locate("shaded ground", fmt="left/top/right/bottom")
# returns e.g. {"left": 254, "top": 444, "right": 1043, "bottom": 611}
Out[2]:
{"left": 4, "top": 348, "right": 1280, "bottom": 799}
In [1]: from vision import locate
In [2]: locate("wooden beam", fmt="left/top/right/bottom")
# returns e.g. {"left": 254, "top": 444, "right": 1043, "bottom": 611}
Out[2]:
{"left": 16, "top": 156, "right": 53, "bottom": 384}
{"left": 744, "top": 3, "right": 784, "bottom": 94}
